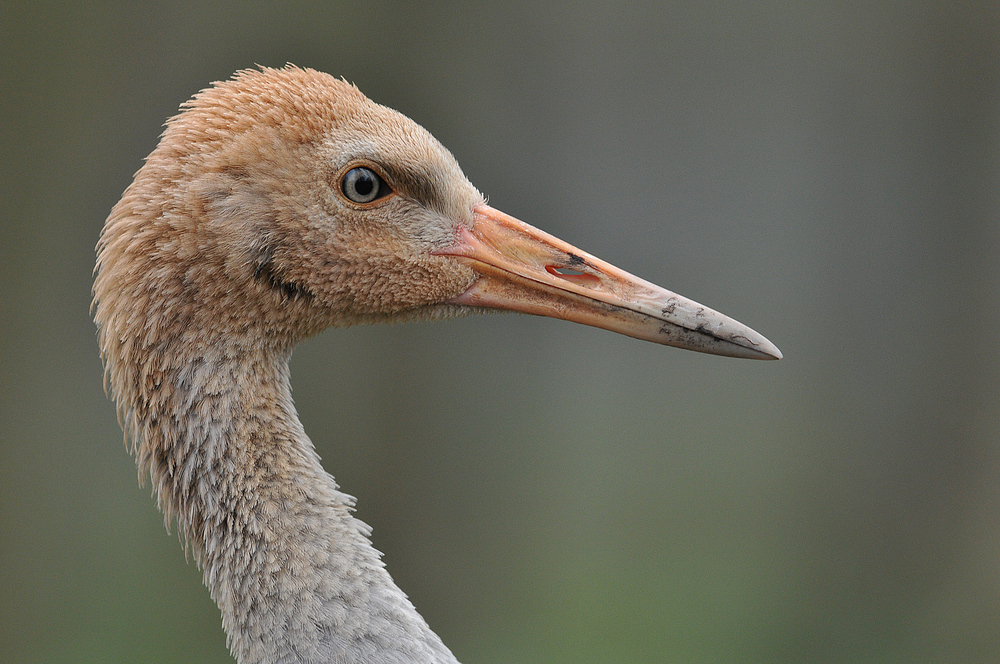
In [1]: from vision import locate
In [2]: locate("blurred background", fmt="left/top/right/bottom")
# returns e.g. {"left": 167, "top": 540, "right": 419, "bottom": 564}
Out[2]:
{"left": 2, "top": 2, "right": 998, "bottom": 662}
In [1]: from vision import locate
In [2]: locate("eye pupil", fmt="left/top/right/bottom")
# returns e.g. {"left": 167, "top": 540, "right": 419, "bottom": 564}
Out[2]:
{"left": 354, "top": 175, "right": 373, "bottom": 197}
{"left": 342, "top": 166, "right": 386, "bottom": 204}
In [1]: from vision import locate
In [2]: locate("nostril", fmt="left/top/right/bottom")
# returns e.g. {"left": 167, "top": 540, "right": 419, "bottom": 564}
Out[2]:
{"left": 546, "top": 265, "right": 601, "bottom": 286}
{"left": 548, "top": 266, "right": 586, "bottom": 276}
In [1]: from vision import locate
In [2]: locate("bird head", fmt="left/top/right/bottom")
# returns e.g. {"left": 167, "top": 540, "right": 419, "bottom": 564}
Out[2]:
{"left": 95, "top": 65, "right": 779, "bottom": 361}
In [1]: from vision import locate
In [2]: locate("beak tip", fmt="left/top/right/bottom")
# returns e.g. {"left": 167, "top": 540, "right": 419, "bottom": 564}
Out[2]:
{"left": 728, "top": 343, "right": 782, "bottom": 361}
{"left": 757, "top": 338, "right": 782, "bottom": 360}
{"left": 710, "top": 328, "right": 782, "bottom": 360}
{"left": 747, "top": 338, "right": 782, "bottom": 361}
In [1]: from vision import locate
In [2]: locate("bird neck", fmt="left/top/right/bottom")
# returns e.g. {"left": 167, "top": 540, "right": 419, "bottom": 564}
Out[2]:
{"left": 137, "top": 342, "right": 459, "bottom": 664}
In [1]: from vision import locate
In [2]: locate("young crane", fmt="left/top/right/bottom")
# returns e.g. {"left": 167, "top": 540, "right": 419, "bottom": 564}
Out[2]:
{"left": 94, "top": 66, "right": 780, "bottom": 664}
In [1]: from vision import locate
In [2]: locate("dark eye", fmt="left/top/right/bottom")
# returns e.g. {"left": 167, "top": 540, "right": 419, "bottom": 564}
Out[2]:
{"left": 341, "top": 166, "right": 389, "bottom": 204}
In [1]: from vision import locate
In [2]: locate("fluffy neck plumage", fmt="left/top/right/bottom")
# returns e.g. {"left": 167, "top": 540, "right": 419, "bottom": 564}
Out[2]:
{"left": 128, "top": 340, "right": 459, "bottom": 664}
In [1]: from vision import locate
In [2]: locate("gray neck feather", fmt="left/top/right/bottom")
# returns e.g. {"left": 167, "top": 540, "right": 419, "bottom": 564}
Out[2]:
{"left": 151, "top": 347, "right": 460, "bottom": 664}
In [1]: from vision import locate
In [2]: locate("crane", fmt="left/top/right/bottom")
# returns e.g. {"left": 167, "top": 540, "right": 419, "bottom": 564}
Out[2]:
{"left": 94, "top": 65, "right": 780, "bottom": 664}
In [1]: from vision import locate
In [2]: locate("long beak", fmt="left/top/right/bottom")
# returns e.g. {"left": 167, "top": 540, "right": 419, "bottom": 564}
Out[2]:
{"left": 436, "top": 204, "right": 781, "bottom": 360}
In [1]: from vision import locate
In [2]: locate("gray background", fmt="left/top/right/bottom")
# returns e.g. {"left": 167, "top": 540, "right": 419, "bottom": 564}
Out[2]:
{"left": 2, "top": 2, "right": 998, "bottom": 663}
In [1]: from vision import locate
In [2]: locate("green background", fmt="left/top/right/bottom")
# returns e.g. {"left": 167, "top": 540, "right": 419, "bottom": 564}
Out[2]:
{"left": 2, "top": 2, "right": 998, "bottom": 662}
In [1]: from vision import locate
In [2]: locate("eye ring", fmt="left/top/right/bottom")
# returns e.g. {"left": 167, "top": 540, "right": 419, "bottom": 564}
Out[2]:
{"left": 340, "top": 166, "right": 391, "bottom": 205}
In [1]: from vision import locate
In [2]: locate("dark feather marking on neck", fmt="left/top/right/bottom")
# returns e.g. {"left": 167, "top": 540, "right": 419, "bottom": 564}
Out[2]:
{"left": 254, "top": 251, "right": 313, "bottom": 301}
